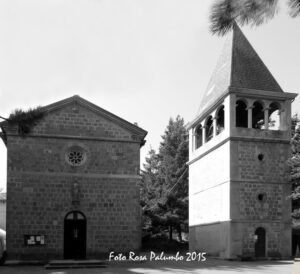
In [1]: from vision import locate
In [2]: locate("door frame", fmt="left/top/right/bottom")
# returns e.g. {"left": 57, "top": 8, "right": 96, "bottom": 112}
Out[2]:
{"left": 64, "top": 211, "right": 87, "bottom": 259}
{"left": 255, "top": 227, "right": 266, "bottom": 258}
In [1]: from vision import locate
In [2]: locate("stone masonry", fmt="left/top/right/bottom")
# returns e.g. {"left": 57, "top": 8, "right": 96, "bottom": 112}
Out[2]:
{"left": 0, "top": 95, "right": 147, "bottom": 260}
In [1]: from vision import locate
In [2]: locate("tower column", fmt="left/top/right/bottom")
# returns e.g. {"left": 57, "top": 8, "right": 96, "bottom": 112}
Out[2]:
{"left": 278, "top": 108, "right": 285, "bottom": 130}
{"left": 211, "top": 110, "right": 217, "bottom": 137}
{"left": 247, "top": 106, "right": 253, "bottom": 128}
{"left": 213, "top": 116, "right": 217, "bottom": 137}
{"left": 264, "top": 108, "right": 270, "bottom": 129}
{"left": 192, "top": 128, "right": 196, "bottom": 151}
{"left": 224, "top": 94, "right": 234, "bottom": 136}
{"left": 202, "top": 124, "right": 206, "bottom": 144}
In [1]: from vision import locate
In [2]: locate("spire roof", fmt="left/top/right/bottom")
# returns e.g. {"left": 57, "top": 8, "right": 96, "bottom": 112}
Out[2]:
{"left": 197, "top": 23, "right": 283, "bottom": 116}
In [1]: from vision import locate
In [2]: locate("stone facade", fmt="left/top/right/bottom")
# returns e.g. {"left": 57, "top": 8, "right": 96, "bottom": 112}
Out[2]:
{"left": 0, "top": 95, "right": 147, "bottom": 260}
{"left": 187, "top": 24, "right": 297, "bottom": 259}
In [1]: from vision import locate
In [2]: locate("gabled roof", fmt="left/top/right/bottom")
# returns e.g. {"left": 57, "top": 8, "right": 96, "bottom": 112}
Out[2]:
{"left": 197, "top": 23, "right": 283, "bottom": 117}
{"left": 0, "top": 95, "right": 147, "bottom": 144}
{"left": 42, "top": 95, "right": 147, "bottom": 138}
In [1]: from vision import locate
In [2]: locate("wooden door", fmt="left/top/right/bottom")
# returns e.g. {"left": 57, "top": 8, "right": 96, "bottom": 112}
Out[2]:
{"left": 64, "top": 211, "right": 86, "bottom": 259}
{"left": 255, "top": 227, "right": 266, "bottom": 258}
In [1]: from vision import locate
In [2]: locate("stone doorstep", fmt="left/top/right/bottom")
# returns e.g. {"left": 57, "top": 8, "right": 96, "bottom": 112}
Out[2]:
{"left": 45, "top": 260, "right": 108, "bottom": 269}
{"left": 45, "top": 264, "right": 107, "bottom": 269}
{"left": 4, "top": 260, "right": 46, "bottom": 266}
{"left": 4, "top": 260, "right": 108, "bottom": 269}
{"left": 48, "top": 260, "right": 106, "bottom": 265}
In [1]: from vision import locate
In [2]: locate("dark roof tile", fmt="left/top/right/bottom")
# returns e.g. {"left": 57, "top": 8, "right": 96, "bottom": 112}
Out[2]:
{"left": 197, "top": 23, "right": 283, "bottom": 116}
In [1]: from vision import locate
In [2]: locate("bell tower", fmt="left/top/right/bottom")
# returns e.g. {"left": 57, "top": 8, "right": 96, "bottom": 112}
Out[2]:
{"left": 187, "top": 24, "right": 297, "bottom": 258}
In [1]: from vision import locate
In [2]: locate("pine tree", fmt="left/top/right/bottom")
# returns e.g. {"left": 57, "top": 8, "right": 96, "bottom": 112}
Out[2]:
{"left": 288, "top": 115, "right": 300, "bottom": 222}
{"left": 157, "top": 116, "right": 188, "bottom": 241}
{"left": 210, "top": 0, "right": 300, "bottom": 36}
{"left": 141, "top": 116, "right": 189, "bottom": 241}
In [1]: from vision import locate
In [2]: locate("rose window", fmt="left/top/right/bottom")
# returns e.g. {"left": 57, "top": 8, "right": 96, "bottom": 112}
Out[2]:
{"left": 65, "top": 146, "right": 87, "bottom": 166}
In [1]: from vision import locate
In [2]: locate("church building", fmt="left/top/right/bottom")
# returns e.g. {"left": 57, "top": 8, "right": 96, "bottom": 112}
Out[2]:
{"left": 0, "top": 95, "right": 147, "bottom": 260}
{"left": 187, "top": 24, "right": 297, "bottom": 258}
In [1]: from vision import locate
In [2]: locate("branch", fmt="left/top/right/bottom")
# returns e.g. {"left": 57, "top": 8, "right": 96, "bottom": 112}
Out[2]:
{"left": 0, "top": 115, "right": 9, "bottom": 121}
{"left": 289, "top": 0, "right": 300, "bottom": 17}
{"left": 209, "top": 0, "right": 279, "bottom": 36}
{"left": 210, "top": 0, "right": 237, "bottom": 35}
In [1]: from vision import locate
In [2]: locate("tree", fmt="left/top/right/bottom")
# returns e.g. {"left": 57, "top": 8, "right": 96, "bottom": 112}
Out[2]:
{"left": 0, "top": 107, "right": 44, "bottom": 136}
{"left": 140, "top": 148, "right": 162, "bottom": 233}
{"left": 140, "top": 116, "right": 189, "bottom": 241}
{"left": 157, "top": 116, "right": 188, "bottom": 241}
{"left": 210, "top": 0, "right": 300, "bottom": 35}
{"left": 288, "top": 115, "right": 300, "bottom": 219}
{"left": 287, "top": 114, "right": 300, "bottom": 256}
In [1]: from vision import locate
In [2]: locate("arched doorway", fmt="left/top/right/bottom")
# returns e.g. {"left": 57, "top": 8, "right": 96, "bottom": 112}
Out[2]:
{"left": 255, "top": 227, "right": 266, "bottom": 257}
{"left": 64, "top": 211, "right": 86, "bottom": 259}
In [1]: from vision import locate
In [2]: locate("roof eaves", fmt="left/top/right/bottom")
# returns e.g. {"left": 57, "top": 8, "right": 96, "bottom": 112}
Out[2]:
{"left": 187, "top": 87, "right": 230, "bottom": 130}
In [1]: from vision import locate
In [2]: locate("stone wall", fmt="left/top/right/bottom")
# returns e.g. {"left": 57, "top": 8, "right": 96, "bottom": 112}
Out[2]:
{"left": 233, "top": 141, "right": 289, "bottom": 182}
{"left": 7, "top": 137, "right": 140, "bottom": 175}
{"left": 31, "top": 103, "right": 134, "bottom": 140}
{"left": 5, "top": 99, "right": 145, "bottom": 260}
{"left": 7, "top": 173, "right": 141, "bottom": 259}
{"left": 239, "top": 182, "right": 283, "bottom": 220}
{"left": 230, "top": 140, "right": 291, "bottom": 257}
{"left": 230, "top": 221, "right": 291, "bottom": 257}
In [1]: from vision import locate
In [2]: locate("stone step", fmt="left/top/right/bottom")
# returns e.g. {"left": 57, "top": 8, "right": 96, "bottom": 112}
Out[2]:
{"left": 45, "top": 260, "right": 108, "bottom": 269}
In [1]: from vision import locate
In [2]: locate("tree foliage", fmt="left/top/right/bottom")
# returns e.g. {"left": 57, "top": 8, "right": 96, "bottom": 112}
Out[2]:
{"left": 210, "top": 0, "right": 300, "bottom": 35}
{"left": 287, "top": 114, "right": 300, "bottom": 221}
{"left": 8, "top": 107, "right": 44, "bottom": 135}
{"left": 140, "top": 116, "right": 188, "bottom": 241}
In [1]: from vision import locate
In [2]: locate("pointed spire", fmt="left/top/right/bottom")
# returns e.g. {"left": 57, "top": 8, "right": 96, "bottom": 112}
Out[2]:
{"left": 197, "top": 23, "right": 283, "bottom": 116}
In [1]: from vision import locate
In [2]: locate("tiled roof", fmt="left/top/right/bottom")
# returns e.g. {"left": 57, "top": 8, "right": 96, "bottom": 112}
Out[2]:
{"left": 197, "top": 23, "right": 283, "bottom": 117}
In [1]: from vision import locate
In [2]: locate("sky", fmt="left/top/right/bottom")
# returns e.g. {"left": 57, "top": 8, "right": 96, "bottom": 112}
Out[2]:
{"left": 0, "top": 0, "right": 300, "bottom": 192}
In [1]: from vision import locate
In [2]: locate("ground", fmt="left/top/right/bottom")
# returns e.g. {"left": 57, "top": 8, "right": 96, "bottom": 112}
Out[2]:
{"left": 0, "top": 259, "right": 299, "bottom": 274}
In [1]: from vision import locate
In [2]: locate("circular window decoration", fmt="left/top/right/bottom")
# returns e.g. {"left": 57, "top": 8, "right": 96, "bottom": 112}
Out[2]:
{"left": 65, "top": 146, "right": 87, "bottom": 166}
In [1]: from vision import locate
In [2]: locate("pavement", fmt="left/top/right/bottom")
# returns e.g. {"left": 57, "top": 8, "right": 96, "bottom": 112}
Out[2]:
{"left": 294, "top": 258, "right": 300, "bottom": 274}
{"left": 0, "top": 258, "right": 299, "bottom": 274}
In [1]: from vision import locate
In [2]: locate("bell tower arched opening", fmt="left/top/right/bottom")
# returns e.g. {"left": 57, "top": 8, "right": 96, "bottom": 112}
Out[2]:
{"left": 216, "top": 106, "right": 225, "bottom": 135}
{"left": 205, "top": 116, "right": 213, "bottom": 142}
{"left": 195, "top": 124, "right": 203, "bottom": 149}
{"left": 235, "top": 100, "right": 248, "bottom": 127}
{"left": 252, "top": 101, "right": 264, "bottom": 129}
{"left": 236, "top": 100, "right": 248, "bottom": 128}
{"left": 268, "top": 102, "right": 280, "bottom": 130}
